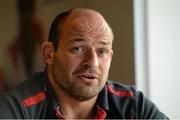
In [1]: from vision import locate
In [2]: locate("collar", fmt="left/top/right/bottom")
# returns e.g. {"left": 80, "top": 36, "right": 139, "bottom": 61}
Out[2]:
{"left": 94, "top": 84, "right": 109, "bottom": 119}
{"left": 96, "top": 83, "right": 109, "bottom": 111}
{"left": 42, "top": 71, "right": 59, "bottom": 118}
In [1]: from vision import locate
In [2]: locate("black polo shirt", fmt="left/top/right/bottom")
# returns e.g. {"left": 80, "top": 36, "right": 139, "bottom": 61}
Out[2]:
{"left": 0, "top": 71, "right": 168, "bottom": 119}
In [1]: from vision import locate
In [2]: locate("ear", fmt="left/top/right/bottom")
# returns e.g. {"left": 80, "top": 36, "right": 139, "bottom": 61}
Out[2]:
{"left": 110, "top": 50, "right": 113, "bottom": 60}
{"left": 41, "top": 41, "right": 54, "bottom": 64}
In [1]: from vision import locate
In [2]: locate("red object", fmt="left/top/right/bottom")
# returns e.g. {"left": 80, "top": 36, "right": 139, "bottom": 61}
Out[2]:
{"left": 23, "top": 92, "right": 46, "bottom": 107}
{"left": 106, "top": 84, "right": 134, "bottom": 97}
{"left": 94, "top": 107, "right": 107, "bottom": 119}
{"left": 55, "top": 106, "right": 66, "bottom": 119}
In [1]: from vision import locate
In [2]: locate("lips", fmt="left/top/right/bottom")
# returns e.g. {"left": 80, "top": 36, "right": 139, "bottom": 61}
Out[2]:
{"left": 76, "top": 74, "right": 98, "bottom": 80}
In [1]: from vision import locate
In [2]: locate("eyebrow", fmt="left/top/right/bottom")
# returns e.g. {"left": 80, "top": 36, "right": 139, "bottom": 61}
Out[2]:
{"left": 69, "top": 37, "right": 112, "bottom": 46}
{"left": 98, "top": 41, "right": 111, "bottom": 46}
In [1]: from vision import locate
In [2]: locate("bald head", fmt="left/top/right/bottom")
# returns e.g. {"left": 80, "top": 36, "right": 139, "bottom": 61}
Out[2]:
{"left": 48, "top": 8, "right": 114, "bottom": 51}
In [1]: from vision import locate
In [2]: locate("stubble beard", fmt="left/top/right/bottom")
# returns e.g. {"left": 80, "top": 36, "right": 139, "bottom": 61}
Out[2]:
{"left": 53, "top": 62, "right": 108, "bottom": 101}
{"left": 57, "top": 75, "right": 106, "bottom": 101}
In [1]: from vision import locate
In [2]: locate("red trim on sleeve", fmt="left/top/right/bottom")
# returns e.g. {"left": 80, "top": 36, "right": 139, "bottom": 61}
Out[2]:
{"left": 23, "top": 92, "right": 46, "bottom": 107}
{"left": 106, "top": 84, "right": 134, "bottom": 97}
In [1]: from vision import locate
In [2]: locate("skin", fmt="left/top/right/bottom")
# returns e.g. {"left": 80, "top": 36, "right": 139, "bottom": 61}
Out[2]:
{"left": 42, "top": 8, "right": 114, "bottom": 118}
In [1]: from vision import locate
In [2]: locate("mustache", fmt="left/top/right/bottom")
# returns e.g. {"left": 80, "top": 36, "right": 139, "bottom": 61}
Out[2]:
{"left": 73, "top": 65, "right": 100, "bottom": 76}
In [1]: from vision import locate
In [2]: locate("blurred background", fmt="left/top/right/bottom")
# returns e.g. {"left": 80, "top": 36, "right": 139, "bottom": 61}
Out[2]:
{"left": 0, "top": 0, "right": 179, "bottom": 118}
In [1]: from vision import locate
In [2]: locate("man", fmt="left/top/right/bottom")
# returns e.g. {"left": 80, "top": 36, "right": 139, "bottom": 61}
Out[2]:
{"left": 0, "top": 8, "right": 168, "bottom": 119}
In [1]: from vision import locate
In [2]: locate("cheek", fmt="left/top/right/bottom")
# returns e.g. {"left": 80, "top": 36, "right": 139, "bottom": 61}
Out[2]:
{"left": 101, "top": 58, "right": 111, "bottom": 73}
{"left": 102, "top": 64, "right": 111, "bottom": 77}
{"left": 55, "top": 54, "right": 81, "bottom": 74}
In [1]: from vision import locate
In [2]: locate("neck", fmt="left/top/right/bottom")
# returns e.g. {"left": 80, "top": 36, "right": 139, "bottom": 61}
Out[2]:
{"left": 47, "top": 66, "right": 98, "bottom": 119}
{"left": 58, "top": 91, "right": 98, "bottom": 119}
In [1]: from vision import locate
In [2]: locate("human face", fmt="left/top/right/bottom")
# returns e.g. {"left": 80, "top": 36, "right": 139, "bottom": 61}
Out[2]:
{"left": 52, "top": 10, "right": 113, "bottom": 101}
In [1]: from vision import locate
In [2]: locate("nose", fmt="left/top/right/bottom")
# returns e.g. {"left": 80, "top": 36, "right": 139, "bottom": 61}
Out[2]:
{"left": 83, "top": 49, "right": 99, "bottom": 68}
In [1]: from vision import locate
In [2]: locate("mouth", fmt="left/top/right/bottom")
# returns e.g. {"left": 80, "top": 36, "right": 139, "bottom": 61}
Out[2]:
{"left": 76, "top": 74, "right": 98, "bottom": 81}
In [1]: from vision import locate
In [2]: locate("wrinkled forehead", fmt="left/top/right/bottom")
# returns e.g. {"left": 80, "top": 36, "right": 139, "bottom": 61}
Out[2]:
{"left": 62, "top": 9, "right": 113, "bottom": 38}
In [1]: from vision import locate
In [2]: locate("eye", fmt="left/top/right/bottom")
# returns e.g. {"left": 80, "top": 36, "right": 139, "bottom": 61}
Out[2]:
{"left": 97, "top": 48, "right": 109, "bottom": 57}
{"left": 71, "top": 46, "right": 86, "bottom": 54}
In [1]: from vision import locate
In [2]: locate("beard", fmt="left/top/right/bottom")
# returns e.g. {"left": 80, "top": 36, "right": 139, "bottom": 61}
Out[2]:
{"left": 58, "top": 79, "right": 104, "bottom": 101}
{"left": 54, "top": 65, "right": 107, "bottom": 101}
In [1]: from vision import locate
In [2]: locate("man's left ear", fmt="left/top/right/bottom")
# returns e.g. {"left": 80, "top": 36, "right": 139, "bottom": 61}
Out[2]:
{"left": 110, "top": 50, "right": 113, "bottom": 60}
{"left": 41, "top": 41, "right": 54, "bottom": 64}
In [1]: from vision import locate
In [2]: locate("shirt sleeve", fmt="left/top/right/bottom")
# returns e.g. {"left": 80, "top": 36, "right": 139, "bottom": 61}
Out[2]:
{"left": 133, "top": 88, "right": 169, "bottom": 119}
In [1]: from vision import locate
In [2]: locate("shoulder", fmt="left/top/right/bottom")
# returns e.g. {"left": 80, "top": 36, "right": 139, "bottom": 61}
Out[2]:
{"left": 104, "top": 80, "right": 136, "bottom": 118}
{"left": 4, "top": 71, "right": 45, "bottom": 99}
{"left": 105, "top": 80, "right": 168, "bottom": 119}
{"left": 0, "top": 71, "right": 46, "bottom": 118}
{"left": 106, "top": 80, "right": 135, "bottom": 97}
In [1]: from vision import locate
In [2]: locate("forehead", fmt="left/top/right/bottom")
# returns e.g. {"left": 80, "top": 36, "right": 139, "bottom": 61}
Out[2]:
{"left": 61, "top": 9, "right": 113, "bottom": 41}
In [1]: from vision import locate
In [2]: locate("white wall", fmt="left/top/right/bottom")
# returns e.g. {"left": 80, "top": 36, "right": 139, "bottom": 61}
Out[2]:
{"left": 134, "top": 0, "right": 180, "bottom": 118}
